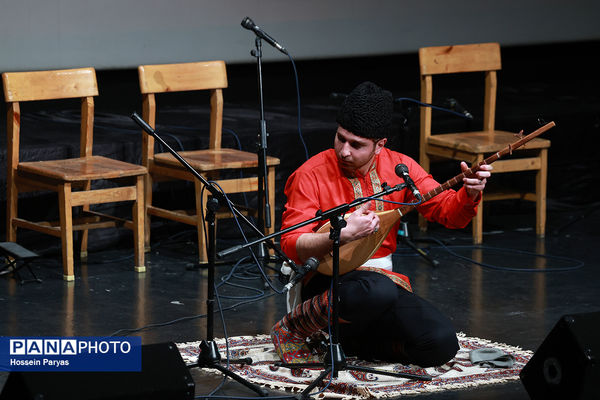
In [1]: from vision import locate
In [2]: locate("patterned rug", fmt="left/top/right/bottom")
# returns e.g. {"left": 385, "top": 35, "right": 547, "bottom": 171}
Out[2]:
{"left": 177, "top": 333, "right": 532, "bottom": 399}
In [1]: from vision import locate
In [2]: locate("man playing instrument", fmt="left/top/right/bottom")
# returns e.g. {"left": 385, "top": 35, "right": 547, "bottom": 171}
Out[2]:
{"left": 271, "top": 81, "right": 492, "bottom": 367}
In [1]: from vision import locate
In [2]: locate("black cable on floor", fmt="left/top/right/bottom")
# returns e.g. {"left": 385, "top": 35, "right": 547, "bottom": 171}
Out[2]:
{"left": 107, "top": 291, "right": 278, "bottom": 337}
{"left": 403, "top": 237, "right": 584, "bottom": 273}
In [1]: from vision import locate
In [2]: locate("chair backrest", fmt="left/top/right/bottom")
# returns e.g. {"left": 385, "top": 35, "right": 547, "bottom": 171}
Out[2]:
{"left": 2, "top": 68, "right": 99, "bottom": 168}
{"left": 137, "top": 60, "right": 228, "bottom": 164}
{"left": 419, "top": 42, "right": 502, "bottom": 139}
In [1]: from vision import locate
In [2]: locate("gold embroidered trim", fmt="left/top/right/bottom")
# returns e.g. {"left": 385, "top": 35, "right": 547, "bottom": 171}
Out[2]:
{"left": 348, "top": 178, "right": 363, "bottom": 206}
{"left": 346, "top": 160, "right": 385, "bottom": 211}
{"left": 369, "top": 169, "right": 385, "bottom": 211}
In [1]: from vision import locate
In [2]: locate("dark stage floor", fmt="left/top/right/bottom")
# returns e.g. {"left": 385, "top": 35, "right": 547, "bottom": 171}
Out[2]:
{"left": 1, "top": 210, "right": 598, "bottom": 399}
{"left": 1, "top": 41, "right": 600, "bottom": 398}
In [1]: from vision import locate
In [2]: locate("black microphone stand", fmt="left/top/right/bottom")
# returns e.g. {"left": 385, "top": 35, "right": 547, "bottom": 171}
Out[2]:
{"left": 250, "top": 36, "right": 272, "bottom": 265}
{"left": 218, "top": 185, "right": 433, "bottom": 399}
{"left": 131, "top": 113, "right": 279, "bottom": 397}
{"left": 397, "top": 221, "right": 439, "bottom": 267}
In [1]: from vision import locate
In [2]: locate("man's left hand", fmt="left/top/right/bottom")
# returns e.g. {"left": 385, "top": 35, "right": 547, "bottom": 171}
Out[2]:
{"left": 461, "top": 161, "right": 492, "bottom": 200}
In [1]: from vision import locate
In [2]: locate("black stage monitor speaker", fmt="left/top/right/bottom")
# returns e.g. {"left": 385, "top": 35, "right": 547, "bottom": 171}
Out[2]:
{"left": 520, "top": 311, "right": 599, "bottom": 400}
{"left": 0, "top": 342, "right": 195, "bottom": 400}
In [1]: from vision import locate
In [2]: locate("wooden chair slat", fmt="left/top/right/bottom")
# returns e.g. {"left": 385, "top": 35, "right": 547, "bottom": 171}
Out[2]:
{"left": 138, "top": 61, "right": 228, "bottom": 94}
{"left": 3, "top": 68, "right": 99, "bottom": 102}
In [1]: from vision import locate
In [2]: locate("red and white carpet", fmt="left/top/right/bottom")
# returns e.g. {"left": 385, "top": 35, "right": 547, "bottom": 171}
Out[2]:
{"left": 177, "top": 333, "right": 532, "bottom": 399}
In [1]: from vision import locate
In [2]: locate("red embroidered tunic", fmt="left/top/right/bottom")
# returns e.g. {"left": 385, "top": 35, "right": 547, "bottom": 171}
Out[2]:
{"left": 281, "top": 148, "right": 480, "bottom": 265}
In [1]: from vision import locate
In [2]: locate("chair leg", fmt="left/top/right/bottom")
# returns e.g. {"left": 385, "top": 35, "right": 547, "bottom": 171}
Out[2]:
{"left": 58, "top": 184, "right": 75, "bottom": 282}
{"left": 267, "top": 166, "right": 277, "bottom": 236}
{"left": 472, "top": 154, "right": 484, "bottom": 244}
{"left": 473, "top": 199, "right": 483, "bottom": 244}
{"left": 266, "top": 166, "right": 277, "bottom": 258}
{"left": 418, "top": 152, "right": 431, "bottom": 234}
{"left": 79, "top": 218, "right": 89, "bottom": 261}
{"left": 6, "top": 185, "right": 18, "bottom": 243}
{"left": 418, "top": 214, "right": 428, "bottom": 233}
{"left": 536, "top": 149, "right": 548, "bottom": 238}
{"left": 133, "top": 175, "right": 146, "bottom": 273}
{"left": 195, "top": 180, "right": 208, "bottom": 264}
{"left": 80, "top": 180, "right": 91, "bottom": 261}
{"left": 143, "top": 173, "right": 153, "bottom": 252}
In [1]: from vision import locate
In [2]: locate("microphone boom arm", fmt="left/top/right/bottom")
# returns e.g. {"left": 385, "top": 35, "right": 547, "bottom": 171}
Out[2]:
{"left": 218, "top": 182, "right": 405, "bottom": 258}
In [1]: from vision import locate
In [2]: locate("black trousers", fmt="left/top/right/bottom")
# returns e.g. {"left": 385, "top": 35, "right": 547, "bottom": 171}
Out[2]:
{"left": 302, "top": 270, "right": 459, "bottom": 367}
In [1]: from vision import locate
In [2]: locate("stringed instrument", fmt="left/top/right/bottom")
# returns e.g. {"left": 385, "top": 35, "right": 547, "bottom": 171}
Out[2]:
{"left": 316, "top": 121, "right": 556, "bottom": 275}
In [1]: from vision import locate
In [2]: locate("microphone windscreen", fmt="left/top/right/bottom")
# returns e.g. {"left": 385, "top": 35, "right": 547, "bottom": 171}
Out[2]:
{"left": 395, "top": 163, "right": 408, "bottom": 177}
{"left": 241, "top": 17, "right": 255, "bottom": 29}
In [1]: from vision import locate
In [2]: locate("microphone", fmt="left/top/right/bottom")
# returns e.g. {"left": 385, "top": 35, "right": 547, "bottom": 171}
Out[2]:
{"left": 283, "top": 257, "right": 319, "bottom": 292}
{"left": 241, "top": 17, "right": 288, "bottom": 55}
{"left": 395, "top": 164, "right": 423, "bottom": 202}
{"left": 446, "top": 98, "right": 473, "bottom": 120}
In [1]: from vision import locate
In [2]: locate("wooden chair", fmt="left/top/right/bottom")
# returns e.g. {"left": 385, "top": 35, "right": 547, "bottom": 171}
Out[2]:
{"left": 418, "top": 42, "right": 551, "bottom": 243}
{"left": 2, "top": 67, "right": 147, "bottom": 281}
{"left": 137, "top": 60, "right": 280, "bottom": 263}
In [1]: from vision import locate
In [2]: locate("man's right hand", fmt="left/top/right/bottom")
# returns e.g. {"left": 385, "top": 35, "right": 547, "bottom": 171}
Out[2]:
{"left": 295, "top": 202, "right": 380, "bottom": 263}
{"left": 340, "top": 202, "right": 380, "bottom": 245}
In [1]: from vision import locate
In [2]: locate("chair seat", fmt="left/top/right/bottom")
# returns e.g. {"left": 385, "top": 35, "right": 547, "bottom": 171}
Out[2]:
{"left": 18, "top": 156, "right": 147, "bottom": 182}
{"left": 427, "top": 130, "right": 551, "bottom": 154}
{"left": 154, "top": 148, "right": 280, "bottom": 172}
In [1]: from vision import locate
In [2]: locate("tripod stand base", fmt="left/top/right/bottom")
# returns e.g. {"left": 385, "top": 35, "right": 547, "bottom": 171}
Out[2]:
{"left": 194, "top": 340, "right": 269, "bottom": 397}
{"left": 275, "top": 343, "right": 432, "bottom": 399}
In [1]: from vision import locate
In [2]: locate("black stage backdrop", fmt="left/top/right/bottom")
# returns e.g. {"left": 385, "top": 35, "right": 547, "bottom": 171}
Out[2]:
{"left": 1, "top": 41, "right": 599, "bottom": 256}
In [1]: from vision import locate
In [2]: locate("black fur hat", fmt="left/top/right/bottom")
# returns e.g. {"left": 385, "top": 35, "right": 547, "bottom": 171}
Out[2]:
{"left": 336, "top": 81, "right": 393, "bottom": 139}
